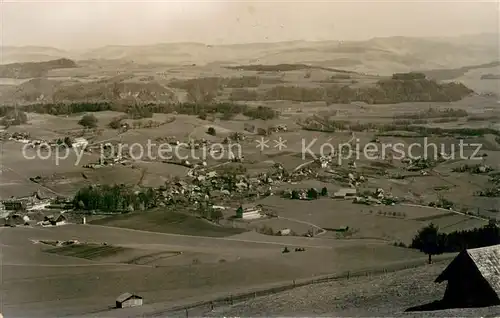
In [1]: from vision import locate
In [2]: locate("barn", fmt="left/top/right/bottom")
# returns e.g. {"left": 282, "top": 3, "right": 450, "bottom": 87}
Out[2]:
{"left": 333, "top": 188, "right": 357, "bottom": 199}
{"left": 3, "top": 200, "right": 27, "bottom": 211}
{"left": 116, "top": 293, "right": 143, "bottom": 308}
{"left": 236, "top": 204, "right": 262, "bottom": 220}
{"left": 435, "top": 244, "right": 500, "bottom": 308}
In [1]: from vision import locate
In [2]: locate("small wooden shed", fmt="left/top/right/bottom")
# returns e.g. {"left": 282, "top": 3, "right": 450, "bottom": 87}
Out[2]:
{"left": 435, "top": 244, "right": 500, "bottom": 308}
{"left": 116, "top": 292, "right": 143, "bottom": 308}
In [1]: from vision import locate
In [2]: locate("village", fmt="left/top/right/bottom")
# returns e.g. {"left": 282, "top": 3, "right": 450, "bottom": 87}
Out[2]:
{"left": 1, "top": 119, "right": 446, "bottom": 237}
{"left": 1, "top": 89, "right": 499, "bottom": 317}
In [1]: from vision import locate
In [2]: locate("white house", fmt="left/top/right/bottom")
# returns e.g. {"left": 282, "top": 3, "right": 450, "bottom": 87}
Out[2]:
{"left": 72, "top": 137, "right": 88, "bottom": 148}
{"left": 333, "top": 188, "right": 358, "bottom": 199}
{"left": 236, "top": 204, "right": 262, "bottom": 220}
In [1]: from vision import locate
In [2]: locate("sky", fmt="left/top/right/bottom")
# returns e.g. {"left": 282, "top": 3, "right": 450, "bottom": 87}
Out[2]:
{"left": 1, "top": 0, "right": 499, "bottom": 49}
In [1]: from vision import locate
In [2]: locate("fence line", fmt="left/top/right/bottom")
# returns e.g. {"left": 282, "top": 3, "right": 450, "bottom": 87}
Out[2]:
{"left": 156, "top": 256, "right": 453, "bottom": 317}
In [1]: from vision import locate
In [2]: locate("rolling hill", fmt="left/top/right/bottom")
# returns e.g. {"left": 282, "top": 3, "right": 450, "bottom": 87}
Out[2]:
{"left": 1, "top": 33, "right": 498, "bottom": 75}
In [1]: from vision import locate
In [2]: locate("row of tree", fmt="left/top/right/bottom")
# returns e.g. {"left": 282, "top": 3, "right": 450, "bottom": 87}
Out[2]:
{"left": 0, "top": 102, "right": 278, "bottom": 121}
{"left": 282, "top": 187, "right": 329, "bottom": 200}
{"left": 299, "top": 116, "right": 500, "bottom": 137}
{"left": 72, "top": 183, "right": 229, "bottom": 224}
{"left": 410, "top": 221, "right": 500, "bottom": 263}
{"left": 73, "top": 184, "right": 156, "bottom": 212}
{"left": 229, "top": 79, "right": 473, "bottom": 104}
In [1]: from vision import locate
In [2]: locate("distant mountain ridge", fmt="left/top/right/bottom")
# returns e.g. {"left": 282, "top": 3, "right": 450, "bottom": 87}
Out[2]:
{"left": 1, "top": 33, "right": 498, "bottom": 75}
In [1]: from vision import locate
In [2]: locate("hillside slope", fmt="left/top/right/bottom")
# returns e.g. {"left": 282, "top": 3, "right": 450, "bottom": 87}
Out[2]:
{"left": 0, "top": 58, "right": 77, "bottom": 79}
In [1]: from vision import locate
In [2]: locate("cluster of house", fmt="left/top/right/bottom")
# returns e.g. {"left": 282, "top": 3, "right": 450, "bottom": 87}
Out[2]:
{"left": 223, "top": 132, "right": 247, "bottom": 143}
{"left": 1, "top": 191, "right": 51, "bottom": 211}
{"left": 3, "top": 130, "right": 90, "bottom": 150}
{"left": 3, "top": 212, "right": 67, "bottom": 227}
{"left": 158, "top": 168, "right": 279, "bottom": 206}
{"left": 281, "top": 187, "right": 325, "bottom": 200}
{"left": 4, "top": 131, "right": 30, "bottom": 142}
{"left": 1, "top": 191, "right": 71, "bottom": 227}
{"left": 352, "top": 188, "right": 398, "bottom": 206}
{"left": 244, "top": 123, "right": 288, "bottom": 135}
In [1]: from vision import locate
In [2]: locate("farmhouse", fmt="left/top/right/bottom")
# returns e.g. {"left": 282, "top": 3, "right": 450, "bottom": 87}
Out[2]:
{"left": 3, "top": 200, "right": 27, "bottom": 211}
{"left": 333, "top": 188, "right": 357, "bottom": 199}
{"left": 54, "top": 214, "right": 67, "bottom": 226}
{"left": 236, "top": 203, "right": 262, "bottom": 220}
{"left": 41, "top": 214, "right": 67, "bottom": 226}
{"left": 116, "top": 293, "right": 143, "bottom": 308}
{"left": 435, "top": 244, "right": 500, "bottom": 308}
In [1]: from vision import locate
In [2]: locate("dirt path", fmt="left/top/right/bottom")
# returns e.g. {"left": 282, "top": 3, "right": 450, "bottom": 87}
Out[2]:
{"left": 401, "top": 203, "right": 489, "bottom": 221}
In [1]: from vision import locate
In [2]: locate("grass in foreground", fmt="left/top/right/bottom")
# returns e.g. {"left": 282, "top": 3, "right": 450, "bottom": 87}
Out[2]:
{"left": 90, "top": 209, "right": 246, "bottom": 237}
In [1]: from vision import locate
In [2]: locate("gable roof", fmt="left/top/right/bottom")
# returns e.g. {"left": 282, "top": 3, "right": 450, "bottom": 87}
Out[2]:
{"left": 467, "top": 245, "right": 500, "bottom": 295}
{"left": 436, "top": 244, "right": 500, "bottom": 296}
{"left": 240, "top": 203, "right": 259, "bottom": 210}
{"left": 116, "top": 292, "right": 142, "bottom": 303}
{"left": 334, "top": 188, "right": 357, "bottom": 196}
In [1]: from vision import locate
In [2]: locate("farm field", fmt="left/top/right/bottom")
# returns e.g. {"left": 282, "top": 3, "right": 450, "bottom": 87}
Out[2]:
{"left": 1, "top": 224, "right": 427, "bottom": 317}
{"left": 254, "top": 196, "right": 488, "bottom": 244}
{"left": 90, "top": 209, "right": 246, "bottom": 237}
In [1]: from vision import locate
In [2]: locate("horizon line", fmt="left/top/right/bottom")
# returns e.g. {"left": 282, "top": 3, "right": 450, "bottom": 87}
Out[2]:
{"left": 2, "top": 32, "right": 498, "bottom": 52}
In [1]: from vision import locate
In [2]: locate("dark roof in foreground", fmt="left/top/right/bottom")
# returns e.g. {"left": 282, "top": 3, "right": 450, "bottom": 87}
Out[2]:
{"left": 435, "top": 244, "right": 500, "bottom": 295}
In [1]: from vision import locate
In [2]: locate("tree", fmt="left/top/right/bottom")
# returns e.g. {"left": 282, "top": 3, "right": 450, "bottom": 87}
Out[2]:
{"left": 108, "top": 116, "right": 123, "bottom": 129}
{"left": 321, "top": 187, "right": 328, "bottom": 196}
{"left": 207, "top": 127, "right": 216, "bottom": 136}
{"left": 483, "top": 220, "right": 500, "bottom": 246}
{"left": 63, "top": 136, "right": 73, "bottom": 148}
{"left": 186, "top": 81, "right": 218, "bottom": 104}
{"left": 291, "top": 190, "right": 299, "bottom": 200}
{"left": 410, "top": 223, "right": 443, "bottom": 264}
{"left": 78, "top": 114, "right": 98, "bottom": 128}
{"left": 307, "top": 188, "right": 318, "bottom": 200}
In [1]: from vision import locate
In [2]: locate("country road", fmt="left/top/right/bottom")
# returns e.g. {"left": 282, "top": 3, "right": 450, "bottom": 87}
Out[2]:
{"left": 401, "top": 203, "right": 489, "bottom": 221}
